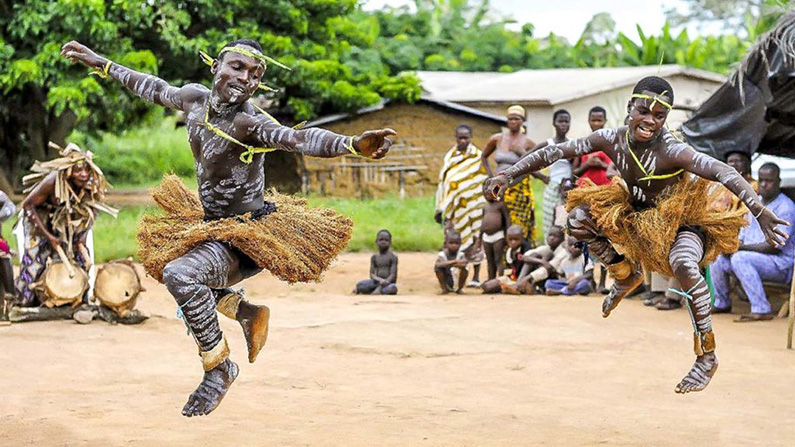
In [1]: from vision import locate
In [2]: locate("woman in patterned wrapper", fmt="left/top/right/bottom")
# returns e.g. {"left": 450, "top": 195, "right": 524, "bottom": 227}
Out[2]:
{"left": 62, "top": 39, "right": 396, "bottom": 417}
{"left": 481, "top": 105, "right": 541, "bottom": 245}
{"left": 484, "top": 76, "right": 788, "bottom": 395}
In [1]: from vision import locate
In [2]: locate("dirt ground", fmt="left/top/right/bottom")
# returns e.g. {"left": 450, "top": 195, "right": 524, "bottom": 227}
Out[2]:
{"left": 1, "top": 252, "right": 794, "bottom": 447}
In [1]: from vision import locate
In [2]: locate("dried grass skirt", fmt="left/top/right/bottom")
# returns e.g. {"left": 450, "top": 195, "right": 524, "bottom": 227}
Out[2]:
{"left": 138, "top": 175, "right": 353, "bottom": 283}
{"left": 566, "top": 177, "right": 747, "bottom": 277}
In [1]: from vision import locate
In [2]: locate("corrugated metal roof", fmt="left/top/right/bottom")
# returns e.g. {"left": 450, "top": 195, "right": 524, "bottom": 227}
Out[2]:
{"left": 305, "top": 98, "right": 507, "bottom": 128}
{"left": 415, "top": 65, "right": 726, "bottom": 104}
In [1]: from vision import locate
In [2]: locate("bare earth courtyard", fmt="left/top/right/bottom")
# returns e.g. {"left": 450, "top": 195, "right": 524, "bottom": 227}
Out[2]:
{"left": 1, "top": 253, "right": 793, "bottom": 447}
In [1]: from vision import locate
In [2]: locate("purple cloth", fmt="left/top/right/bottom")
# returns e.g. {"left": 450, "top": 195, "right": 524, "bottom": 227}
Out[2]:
{"left": 711, "top": 192, "right": 795, "bottom": 313}
{"left": 545, "top": 278, "right": 593, "bottom": 296}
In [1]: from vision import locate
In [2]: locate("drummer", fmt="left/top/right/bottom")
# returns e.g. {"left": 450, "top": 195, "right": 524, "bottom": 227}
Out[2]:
{"left": 15, "top": 142, "right": 117, "bottom": 307}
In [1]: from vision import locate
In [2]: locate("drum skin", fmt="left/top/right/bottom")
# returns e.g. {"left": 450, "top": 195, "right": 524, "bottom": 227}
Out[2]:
{"left": 39, "top": 262, "right": 89, "bottom": 308}
{"left": 93, "top": 261, "right": 142, "bottom": 317}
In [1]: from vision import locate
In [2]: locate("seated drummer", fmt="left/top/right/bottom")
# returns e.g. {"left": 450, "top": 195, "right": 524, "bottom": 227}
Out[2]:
{"left": 15, "top": 143, "right": 117, "bottom": 307}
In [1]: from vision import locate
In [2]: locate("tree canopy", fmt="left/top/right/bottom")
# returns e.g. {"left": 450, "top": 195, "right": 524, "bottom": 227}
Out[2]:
{"left": 0, "top": 0, "right": 783, "bottom": 188}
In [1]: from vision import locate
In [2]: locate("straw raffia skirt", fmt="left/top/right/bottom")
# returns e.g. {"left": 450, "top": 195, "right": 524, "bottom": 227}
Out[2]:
{"left": 138, "top": 175, "right": 353, "bottom": 284}
{"left": 566, "top": 177, "right": 748, "bottom": 277}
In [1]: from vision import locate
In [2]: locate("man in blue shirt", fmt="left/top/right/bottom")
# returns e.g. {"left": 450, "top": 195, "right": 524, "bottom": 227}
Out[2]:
{"left": 712, "top": 162, "right": 795, "bottom": 321}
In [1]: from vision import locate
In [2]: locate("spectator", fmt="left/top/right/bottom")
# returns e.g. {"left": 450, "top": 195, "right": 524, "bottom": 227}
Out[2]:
{"left": 0, "top": 189, "right": 16, "bottom": 320}
{"left": 436, "top": 124, "right": 488, "bottom": 286}
{"left": 573, "top": 106, "right": 614, "bottom": 187}
{"left": 353, "top": 229, "right": 398, "bottom": 295}
{"left": 481, "top": 225, "right": 532, "bottom": 294}
{"left": 711, "top": 162, "right": 795, "bottom": 321}
{"left": 533, "top": 109, "right": 572, "bottom": 237}
{"left": 545, "top": 237, "right": 595, "bottom": 296}
{"left": 517, "top": 225, "right": 567, "bottom": 294}
{"left": 481, "top": 106, "right": 540, "bottom": 243}
{"left": 480, "top": 189, "right": 510, "bottom": 281}
{"left": 435, "top": 231, "right": 468, "bottom": 294}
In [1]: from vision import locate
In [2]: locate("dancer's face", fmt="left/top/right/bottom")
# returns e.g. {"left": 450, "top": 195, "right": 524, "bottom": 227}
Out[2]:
{"left": 627, "top": 90, "right": 670, "bottom": 143}
{"left": 211, "top": 45, "right": 265, "bottom": 105}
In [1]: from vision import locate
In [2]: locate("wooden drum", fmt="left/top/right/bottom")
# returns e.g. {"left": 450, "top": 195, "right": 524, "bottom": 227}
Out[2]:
{"left": 38, "top": 262, "right": 89, "bottom": 308}
{"left": 93, "top": 260, "right": 143, "bottom": 317}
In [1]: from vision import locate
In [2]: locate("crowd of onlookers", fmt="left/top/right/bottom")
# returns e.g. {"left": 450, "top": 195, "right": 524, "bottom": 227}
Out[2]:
{"left": 353, "top": 105, "right": 795, "bottom": 323}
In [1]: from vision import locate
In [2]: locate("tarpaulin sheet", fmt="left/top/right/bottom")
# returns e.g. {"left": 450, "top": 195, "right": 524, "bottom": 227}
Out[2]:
{"left": 682, "top": 13, "right": 795, "bottom": 160}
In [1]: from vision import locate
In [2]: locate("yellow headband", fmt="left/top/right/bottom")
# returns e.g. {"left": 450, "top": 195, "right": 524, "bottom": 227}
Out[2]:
{"left": 631, "top": 91, "right": 673, "bottom": 110}
{"left": 506, "top": 105, "right": 525, "bottom": 118}
{"left": 199, "top": 47, "right": 290, "bottom": 92}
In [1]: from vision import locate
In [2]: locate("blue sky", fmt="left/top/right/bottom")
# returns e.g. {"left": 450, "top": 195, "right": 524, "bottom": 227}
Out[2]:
{"left": 362, "top": 0, "right": 725, "bottom": 43}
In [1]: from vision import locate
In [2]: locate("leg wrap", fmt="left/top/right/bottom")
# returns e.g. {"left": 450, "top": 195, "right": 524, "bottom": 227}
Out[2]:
{"left": 216, "top": 290, "right": 242, "bottom": 320}
{"left": 694, "top": 331, "right": 716, "bottom": 356}
{"left": 200, "top": 337, "right": 230, "bottom": 371}
{"left": 606, "top": 258, "right": 633, "bottom": 281}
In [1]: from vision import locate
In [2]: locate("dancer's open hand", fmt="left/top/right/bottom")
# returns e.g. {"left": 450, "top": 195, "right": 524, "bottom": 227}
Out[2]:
{"left": 61, "top": 41, "right": 106, "bottom": 69}
{"left": 757, "top": 207, "right": 789, "bottom": 247}
{"left": 483, "top": 174, "right": 509, "bottom": 201}
{"left": 354, "top": 128, "right": 397, "bottom": 159}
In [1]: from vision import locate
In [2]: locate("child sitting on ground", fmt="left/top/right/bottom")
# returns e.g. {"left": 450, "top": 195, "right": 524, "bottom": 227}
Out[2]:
{"left": 434, "top": 230, "right": 468, "bottom": 294}
{"left": 517, "top": 225, "right": 567, "bottom": 294}
{"left": 354, "top": 229, "right": 398, "bottom": 295}
{"left": 480, "top": 225, "right": 532, "bottom": 294}
{"left": 544, "top": 237, "right": 594, "bottom": 296}
{"left": 480, "top": 190, "right": 511, "bottom": 281}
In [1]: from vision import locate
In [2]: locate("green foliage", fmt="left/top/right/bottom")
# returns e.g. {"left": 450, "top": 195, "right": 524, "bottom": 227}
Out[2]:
{"left": 69, "top": 115, "right": 194, "bottom": 186}
{"left": 0, "top": 0, "right": 421, "bottom": 187}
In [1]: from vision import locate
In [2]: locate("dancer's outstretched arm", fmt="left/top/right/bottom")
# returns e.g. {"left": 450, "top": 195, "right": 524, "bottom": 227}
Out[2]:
{"left": 679, "top": 146, "right": 789, "bottom": 247}
{"left": 61, "top": 41, "right": 202, "bottom": 111}
{"left": 249, "top": 114, "right": 396, "bottom": 159}
{"left": 484, "top": 131, "right": 611, "bottom": 200}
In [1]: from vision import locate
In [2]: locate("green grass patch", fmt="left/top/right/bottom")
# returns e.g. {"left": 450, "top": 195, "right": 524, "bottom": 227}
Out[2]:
{"left": 1, "top": 180, "right": 548, "bottom": 263}
{"left": 70, "top": 116, "right": 195, "bottom": 186}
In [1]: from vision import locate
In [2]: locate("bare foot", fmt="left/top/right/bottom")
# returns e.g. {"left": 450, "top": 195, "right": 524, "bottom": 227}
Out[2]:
{"left": 455, "top": 288, "right": 465, "bottom": 295}
{"left": 602, "top": 270, "right": 643, "bottom": 318}
{"left": 675, "top": 352, "right": 718, "bottom": 394}
{"left": 182, "top": 359, "right": 239, "bottom": 417}
{"left": 546, "top": 289, "right": 562, "bottom": 296}
{"left": 237, "top": 301, "right": 270, "bottom": 363}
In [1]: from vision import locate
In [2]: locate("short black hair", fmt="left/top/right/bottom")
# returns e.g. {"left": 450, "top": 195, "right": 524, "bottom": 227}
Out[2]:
{"left": 724, "top": 150, "right": 751, "bottom": 163}
{"left": 455, "top": 123, "right": 473, "bottom": 135}
{"left": 759, "top": 162, "right": 781, "bottom": 178}
{"left": 553, "top": 109, "right": 570, "bottom": 122}
{"left": 632, "top": 76, "right": 674, "bottom": 104}
{"left": 377, "top": 229, "right": 392, "bottom": 239}
{"left": 445, "top": 230, "right": 461, "bottom": 241}
{"left": 589, "top": 106, "right": 606, "bottom": 118}
{"left": 548, "top": 225, "right": 564, "bottom": 235}
{"left": 220, "top": 39, "right": 263, "bottom": 60}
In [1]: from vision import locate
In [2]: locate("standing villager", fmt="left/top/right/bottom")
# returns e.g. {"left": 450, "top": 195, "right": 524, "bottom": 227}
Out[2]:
{"left": 481, "top": 105, "right": 539, "bottom": 244}
{"left": 435, "top": 124, "right": 488, "bottom": 285}
{"left": 532, "top": 109, "right": 572, "bottom": 236}
{"left": 62, "top": 39, "right": 395, "bottom": 417}
{"left": 484, "top": 76, "right": 787, "bottom": 394}
{"left": 15, "top": 143, "right": 117, "bottom": 307}
{"left": 0, "top": 190, "right": 16, "bottom": 319}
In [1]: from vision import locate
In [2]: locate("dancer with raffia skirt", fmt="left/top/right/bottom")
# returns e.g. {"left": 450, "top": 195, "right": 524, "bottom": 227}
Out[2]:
{"left": 484, "top": 76, "right": 789, "bottom": 394}
{"left": 61, "top": 38, "right": 396, "bottom": 417}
